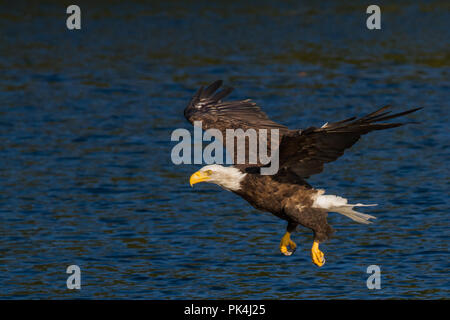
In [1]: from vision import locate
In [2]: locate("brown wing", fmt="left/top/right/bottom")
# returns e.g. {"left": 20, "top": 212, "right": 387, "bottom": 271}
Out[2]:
{"left": 184, "top": 80, "right": 289, "bottom": 167}
{"left": 184, "top": 80, "right": 287, "bottom": 131}
{"left": 276, "top": 106, "right": 422, "bottom": 179}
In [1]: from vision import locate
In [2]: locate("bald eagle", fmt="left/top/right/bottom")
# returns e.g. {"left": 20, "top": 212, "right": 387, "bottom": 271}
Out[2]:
{"left": 184, "top": 80, "right": 420, "bottom": 267}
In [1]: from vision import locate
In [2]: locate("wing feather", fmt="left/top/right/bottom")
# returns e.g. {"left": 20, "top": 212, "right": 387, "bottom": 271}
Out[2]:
{"left": 184, "top": 80, "right": 288, "bottom": 167}
{"left": 183, "top": 81, "right": 421, "bottom": 179}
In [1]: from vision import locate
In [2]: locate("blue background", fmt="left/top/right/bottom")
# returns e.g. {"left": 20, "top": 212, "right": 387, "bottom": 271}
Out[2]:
{"left": 0, "top": 0, "right": 448, "bottom": 299}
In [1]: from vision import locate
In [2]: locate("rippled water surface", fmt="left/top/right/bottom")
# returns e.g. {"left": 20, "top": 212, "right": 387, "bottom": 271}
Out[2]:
{"left": 0, "top": 1, "right": 449, "bottom": 299}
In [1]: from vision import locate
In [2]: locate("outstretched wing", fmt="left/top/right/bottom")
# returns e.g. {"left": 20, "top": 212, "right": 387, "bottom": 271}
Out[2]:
{"left": 184, "top": 80, "right": 289, "bottom": 167}
{"left": 275, "top": 106, "right": 422, "bottom": 179}
{"left": 184, "top": 80, "right": 287, "bottom": 131}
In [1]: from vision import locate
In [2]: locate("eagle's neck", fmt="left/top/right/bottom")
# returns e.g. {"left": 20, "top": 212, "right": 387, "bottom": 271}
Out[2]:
{"left": 216, "top": 167, "right": 247, "bottom": 191}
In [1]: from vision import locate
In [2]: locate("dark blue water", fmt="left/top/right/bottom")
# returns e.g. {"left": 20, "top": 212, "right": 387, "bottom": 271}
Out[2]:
{"left": 0, "top": 1, "right": 449, "bottom": 299}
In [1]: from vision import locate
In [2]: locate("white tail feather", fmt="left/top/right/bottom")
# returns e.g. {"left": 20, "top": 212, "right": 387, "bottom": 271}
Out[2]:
{"left": 329, "top": 204, "right": 377, "bottom": 224}
{"left": 312, "top": 191, "right": 377, "bottom": 224}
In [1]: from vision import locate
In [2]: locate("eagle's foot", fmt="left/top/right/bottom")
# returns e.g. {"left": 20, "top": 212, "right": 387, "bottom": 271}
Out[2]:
{"left": 280, "top": 232, "right": 297, "bottom": 256}
{"left": 311, "top": 241, "right": 325, "bottom": 267}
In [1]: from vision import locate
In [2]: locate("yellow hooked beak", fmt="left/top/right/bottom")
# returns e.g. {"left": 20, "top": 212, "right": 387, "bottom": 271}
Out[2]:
{"left": 189, "top": 170, "right": 211, "bottom": 187}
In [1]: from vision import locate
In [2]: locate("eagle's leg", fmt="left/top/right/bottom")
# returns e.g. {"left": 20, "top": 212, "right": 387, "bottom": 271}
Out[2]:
{"left": 309, "top": 219, "right": 333, "bottom": 267}
{"left": 283, "top": 203, "right": 334, "bottom": 266}
{"left": 311, "top": 240, "right": 325, "bottom": 267}
{"left": 280, "top": 222, "right": 298, "bottom": 256}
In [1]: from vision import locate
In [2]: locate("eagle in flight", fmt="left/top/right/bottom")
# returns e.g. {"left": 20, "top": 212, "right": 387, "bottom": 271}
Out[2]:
{"left": 184, "top": 80, "right": 420, "bottom": 267}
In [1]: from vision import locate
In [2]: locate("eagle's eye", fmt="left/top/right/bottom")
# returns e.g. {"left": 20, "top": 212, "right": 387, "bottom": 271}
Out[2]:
{"left": 204, "top": 170, "right": 213, "bottom": 175}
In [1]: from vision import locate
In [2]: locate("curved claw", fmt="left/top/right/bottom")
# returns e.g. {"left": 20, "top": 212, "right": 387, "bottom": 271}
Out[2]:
{"left": 280, "top": 232, "right": 297, "bottom": 256}
{"left": 281, "top": 244, "right": 296, "bottom": 256}
{"left": 311, "top": 241, "right": 325, "bottom": 267}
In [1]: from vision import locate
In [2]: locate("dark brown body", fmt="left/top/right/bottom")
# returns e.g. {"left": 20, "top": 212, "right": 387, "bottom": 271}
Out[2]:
{"left": 234, "top": 173, "right": 334, "bottom": 242}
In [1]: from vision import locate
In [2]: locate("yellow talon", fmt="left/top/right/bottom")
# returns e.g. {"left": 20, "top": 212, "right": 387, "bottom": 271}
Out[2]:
{"left": 311, "top": 241, "right": 325, "bottom": 267}
{"left": 280, "top": 232, "right": 297, "bottom": 256}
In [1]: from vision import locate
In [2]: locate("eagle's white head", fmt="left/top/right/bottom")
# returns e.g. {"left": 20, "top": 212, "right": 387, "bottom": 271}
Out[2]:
{"left": 189, "top": 164, "right": 247, "bottom": 191}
